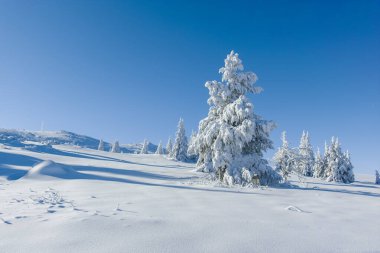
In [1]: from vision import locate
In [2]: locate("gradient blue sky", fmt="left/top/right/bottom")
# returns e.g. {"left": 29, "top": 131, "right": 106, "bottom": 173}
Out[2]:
{"left": 0, "top": 0, "right": 379, "bottom": 173}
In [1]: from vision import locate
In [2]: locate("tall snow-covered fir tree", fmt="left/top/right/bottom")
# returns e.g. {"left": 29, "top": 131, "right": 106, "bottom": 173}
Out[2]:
{"left": 313, "top": 148, "right": 325, "bottom": 178}
{"left": 325, "top": 137, "right": 354, "bottom": 183}
{"left": 98, "top": 139, "right": 105, "bottom": 151}
{"left": 111, "top": 141, "right": 120, "bottom": 153}
{"left": 140, "top": 139, "right": 149, "bottom": 154}
{"left": 297, "top": 131, "right": 315, "bottom": 177}
{"left": 166, "top": 137, "right": 173, "bottom": 156}
{"left": 273, "top": 131, "right": 296, "bottom": 182}
{"left": 171, "top": 118, "right": 188, "bottom": 161}
{"left": 155, "top": 141, "right": 163, "bottom": 155}
{"left": 375, "top": 170, "right": 380, "bottom": 185}
{"left": 193, "top": 51, "right": 279, "bottom": 186}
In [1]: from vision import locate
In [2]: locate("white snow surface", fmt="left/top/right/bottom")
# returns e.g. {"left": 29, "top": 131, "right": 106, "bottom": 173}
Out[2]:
{"left": 0, "top": 144, "right": 379, "bottom": 253}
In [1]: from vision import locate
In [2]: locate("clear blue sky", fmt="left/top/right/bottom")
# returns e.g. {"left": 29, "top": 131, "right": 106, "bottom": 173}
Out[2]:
{"left": 0, "top": 0, "right": 379, "bottom": 173}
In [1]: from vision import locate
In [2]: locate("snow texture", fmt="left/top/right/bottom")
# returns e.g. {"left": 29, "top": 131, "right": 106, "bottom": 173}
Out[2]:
{"left": 0, "top": 144, "right": 378, "bottom": 253}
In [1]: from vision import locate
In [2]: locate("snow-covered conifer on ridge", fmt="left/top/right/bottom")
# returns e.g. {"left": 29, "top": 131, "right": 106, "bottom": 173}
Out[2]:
{"left": 171, "top": 118, "right": 188, "bottom": 161}
{"left": 111, "top": 141, "right": 120, "bottom": 153}
{"left": 325, "top": 137, "right": 354, "bottom": 183}
{"left": 166, "top": 137, "right": 173, "bottom": 156}
{"left": 98, "top": 139, "right": 105, "bottom": 151}
{"left": 155, "top": 141, "right": 163, "bottom": 155}
{"left": 313, "top": 148, "right": 324, "bottom": 178}
{"left": 193, "top": 51, "right": 279, "bottom": 186}
{"left": 297, "top": 131, "right": 315, "bottom": 177}
{"left": 273, "top": 131, "right": 296, "bottom": 182}
{"left": 140, "top": 139, "right": 149, "bottom": 154}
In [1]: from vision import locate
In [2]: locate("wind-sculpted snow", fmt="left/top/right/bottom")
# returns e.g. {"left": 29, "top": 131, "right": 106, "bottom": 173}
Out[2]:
{"left": 0, "top": 145, "right": 379, "bottom": 252}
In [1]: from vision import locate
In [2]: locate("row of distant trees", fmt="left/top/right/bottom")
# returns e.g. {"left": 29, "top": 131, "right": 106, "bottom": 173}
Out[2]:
{"left": 96, "top": 117, "right": 193, "bottom": 161}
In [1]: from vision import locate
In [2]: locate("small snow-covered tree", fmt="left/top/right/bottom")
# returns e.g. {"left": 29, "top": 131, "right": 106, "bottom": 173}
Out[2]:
{"left": 325, "top": 137, "right": 354, "bottom": 183}
{"left": 187, "top": 130, "right": 198, "bottom": 161}
{"left": 140, "top": 139, "right": 149, "bottom": 154}
{"left": 193, "top": 51, "right": 279, "bottom": 186}
{"left": 111, "top": 141, "right": 120, "bottom": 153}
{"left": 375, "top": 170, "right": 380, "bottom": 184}
{"left": 342, "top": 150, "right": 354, "bottom": 182}
{"left": 297, "top": 131, "right": 315, "bottom": 177}
{"left": 273, "top": 131, "right": 296, "bottom": 182}
{"left": 98, "top": 139, "right": 105, "bottom": 151}
{"left": 166, "top": 137, "right": 173, "bottom": 156}
{"left": 171, "top": 118, "right": 188, "bottom": 161}
{"left": 155, "top": 141, "right": 163, "bottom": 155}
{"left": 313, "top": 148, "right": 324, "bottom": 178}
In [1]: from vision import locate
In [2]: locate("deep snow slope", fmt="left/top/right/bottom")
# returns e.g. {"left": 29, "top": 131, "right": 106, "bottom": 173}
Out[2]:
{"left": 0, "top": 145, "right": 379, "bottom": 253}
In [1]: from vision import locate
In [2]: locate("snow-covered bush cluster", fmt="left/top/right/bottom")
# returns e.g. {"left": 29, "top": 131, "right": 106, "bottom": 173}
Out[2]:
{"left": 190, "top": 51, "right": 280, "bottom": 186}
{"left": 273, "top": 131, "right": 354, "bottom": 184}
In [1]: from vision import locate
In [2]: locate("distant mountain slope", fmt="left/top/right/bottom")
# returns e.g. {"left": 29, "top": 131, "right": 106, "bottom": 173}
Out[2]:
{"left": 0, "top": 129, "right": 158, "bottom": 153}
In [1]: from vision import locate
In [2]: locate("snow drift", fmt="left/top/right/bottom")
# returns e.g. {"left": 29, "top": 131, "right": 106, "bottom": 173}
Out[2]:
{"left": 24, "top": 160, "right": 76, "bottom": 179}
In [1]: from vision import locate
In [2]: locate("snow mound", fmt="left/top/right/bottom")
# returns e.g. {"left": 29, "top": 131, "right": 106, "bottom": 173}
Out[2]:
{"left": 25, "top": 160, "right": 76, "bottom": 179}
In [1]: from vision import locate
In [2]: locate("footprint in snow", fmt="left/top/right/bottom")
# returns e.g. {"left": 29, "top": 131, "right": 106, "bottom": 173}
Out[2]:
{"left": 285, "top": 205, "right": 311, "bottom": 213}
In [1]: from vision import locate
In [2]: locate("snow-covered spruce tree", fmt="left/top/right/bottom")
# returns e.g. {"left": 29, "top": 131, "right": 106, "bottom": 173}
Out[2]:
{"left": 322, "top": 141, "right": 330, "bottom": 179}
{"left": 297, "top": 131, "right": 315, "bottom": 177}
{"left": 193, "top": 51, "right": 280, "bottom": 186}
{"left": 98, "top": 139, "right": 105, "bottom": 151}
{"left": 325, "top": 137, "right": 354, "bottom": 183}
{"left": 111, "top": 141, "right": 120, "bottom": 153}
{"left": 343, "top": 150, "right": 354, "bottom": 182}
{"left": 155, "top": 141, "right": 163, "bottom": 155}
{"left": 171, "top": 118, "right": 188, "bottom": 161}
{"left": 187, "top": 130, "right": 198, "bottom": 161}
{"left": 166, "top": 137, "right": 173, "bottom": 156}
{"left": 140, "top": 139, "right": 149, "bottom": 154}
{"left": 375, "top": 170, "right": 380, "bottom": 184}
{"left": 313, "top": 148, "right": 325, "bottom": 178}
{"left": 273, "top": 131, "right": 296, "bottom": 182}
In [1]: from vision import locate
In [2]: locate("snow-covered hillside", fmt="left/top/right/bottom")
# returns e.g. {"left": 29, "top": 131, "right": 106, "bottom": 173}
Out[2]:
{"left": 0, "top": 129, "right": 158, "bottom": 153}
{"left": 0, "top": 144, "right": 379, "bottom": 252}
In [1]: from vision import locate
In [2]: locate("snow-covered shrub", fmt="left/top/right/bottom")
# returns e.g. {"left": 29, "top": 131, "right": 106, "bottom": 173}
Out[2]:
{"left": 325, "top": 137, "right": 354, "bottom": 183}
{"left": 111, "top": 141, "right": 120, "bottom": 153}
{"left": 155, "top": 141, "right": 163, "bottom": 155}
{"left": 171, "top": 118, "right": 188, "bottom": 161}
{"left": 193, "top": 51, "right": 279, "bottom": 186}
{"left": 98, "top": 139, "right": 105, "bottom": 151}
{"left": 140, "top": 139, "right": 149, "bottom": 154}
{"left": 297, "top": 131, "right": 315, "bottom": 177}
